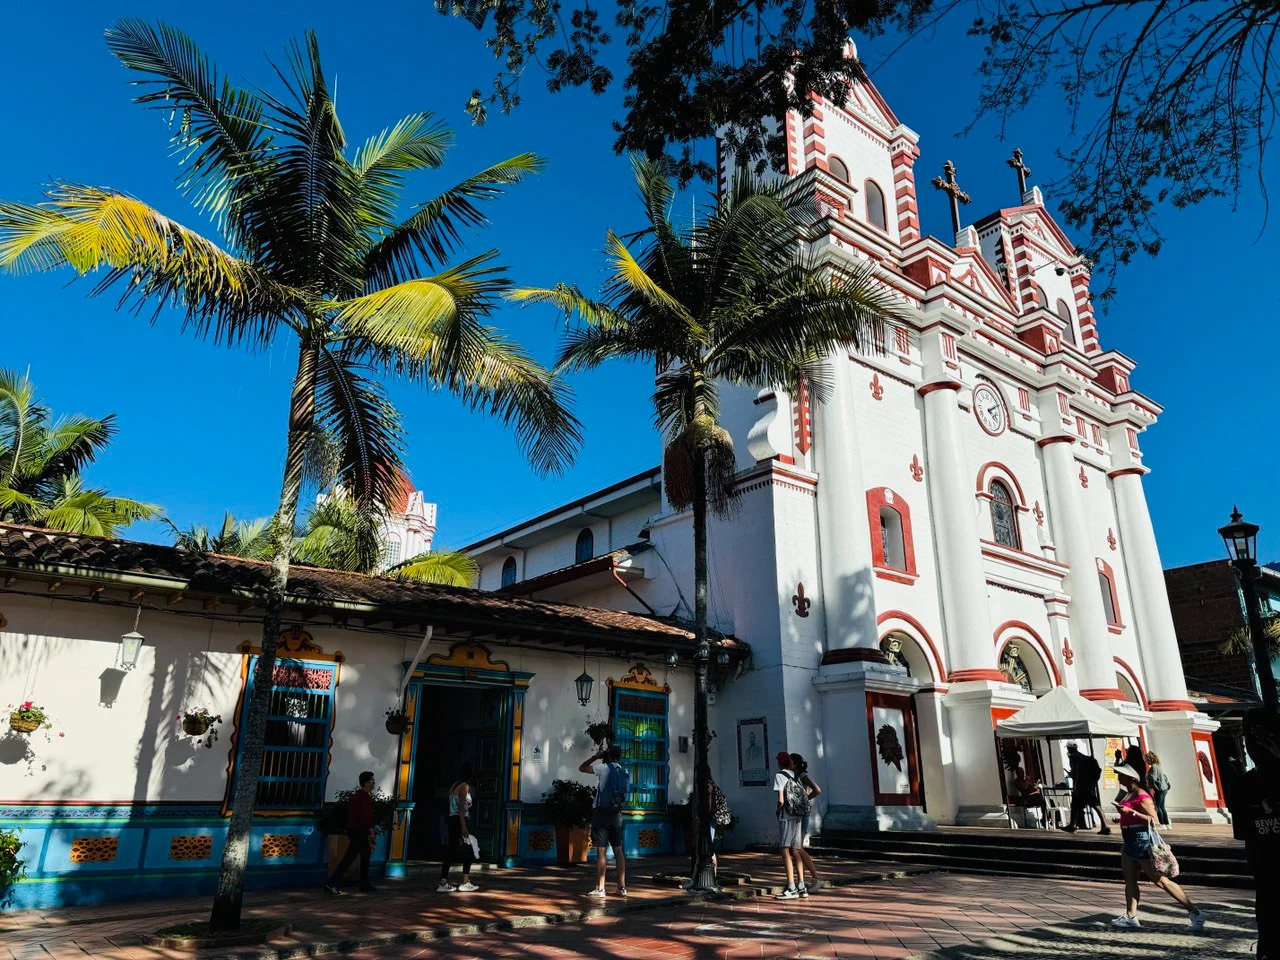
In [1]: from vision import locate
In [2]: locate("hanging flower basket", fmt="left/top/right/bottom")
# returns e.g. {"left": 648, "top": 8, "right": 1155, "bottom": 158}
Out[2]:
{"left": 177, "top": 709, "right": 222, "bottom": 748}
{"left": 385, "top": 709, "right": 411, "bottom": 736}
{"left": 8, "top": 702, "right": 50, "bottom": 735}
{"left": 586, "top": 722, "right": 615, "bottom": 747}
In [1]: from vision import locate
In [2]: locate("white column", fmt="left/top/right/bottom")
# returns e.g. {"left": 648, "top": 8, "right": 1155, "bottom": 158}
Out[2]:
{"left": 814, "top": 355, "right": 880, "bottom": 658}
{"left": 1039, "top": 436, "right": 1121, "bottom": 699}
{"left": 1110, "top": 468, "right": 1191, "bottom": 706}
{"left": 921, "top": 382, "right": 999, "bottom": 680}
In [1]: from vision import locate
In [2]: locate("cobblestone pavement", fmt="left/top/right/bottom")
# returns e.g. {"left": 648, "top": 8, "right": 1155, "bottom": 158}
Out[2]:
{"left": 341, "top": 872, "right": 1255, "bottom": 960}
{"left": 0, "top": 857, "right": 1254, "bottom": 960}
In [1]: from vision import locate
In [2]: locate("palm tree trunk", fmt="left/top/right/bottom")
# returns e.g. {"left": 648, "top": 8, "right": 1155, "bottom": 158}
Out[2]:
{"left": 210, "top": 342, "right": 318, "bottom": 931}
{"left": 688, "top": 453, "right": 718, "bottom": 891}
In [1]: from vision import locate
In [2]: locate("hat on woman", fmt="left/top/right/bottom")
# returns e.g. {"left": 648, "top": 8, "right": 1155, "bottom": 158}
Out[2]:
{"left": 1113, "top": 763, "right": 1142, "bottom": 782}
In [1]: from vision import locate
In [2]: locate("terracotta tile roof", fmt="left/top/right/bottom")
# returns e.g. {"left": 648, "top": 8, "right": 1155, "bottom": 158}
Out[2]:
{"left": 0, "top": 523, "right": 745, "bottom": 655}
{"left": 498, "top": 543, "right": 651, "bottom": 597}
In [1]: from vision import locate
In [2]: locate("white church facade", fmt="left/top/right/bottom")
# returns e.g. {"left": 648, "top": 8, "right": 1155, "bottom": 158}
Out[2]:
{"left": 465, "top": 64, "right": 1226, "bottom": 839}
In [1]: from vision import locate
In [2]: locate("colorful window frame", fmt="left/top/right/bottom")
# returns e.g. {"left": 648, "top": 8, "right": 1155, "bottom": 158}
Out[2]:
{"left": 611, "top": 687, "right": 669, "bottom": 811}
{"left": 235, "top": 658, "right": 337, "bottom": 812}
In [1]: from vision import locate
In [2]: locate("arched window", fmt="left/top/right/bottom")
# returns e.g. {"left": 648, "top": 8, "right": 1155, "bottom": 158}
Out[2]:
{"left": 864, "top": 180, "right": 887, "bottom": 231}
{"left": 989, "top": 480, "right": 1021, "bottom": 550}
{"left": 879, "top": 507, "right": 906, "bottom": 570}
{"left": 827, "top": 156, "right": 850, "bottom": 183}
{"left": 383, "top": 536, "right": 402, "bottom": 568}
{"left": 501, "top": 556, "right": 517, "bottom": 588}
{"left": 1098, "top": 566, "right": 1120, "bottom": 625}
{"left": 1031, "top": 285, "right": 1048, "bottom": 309}
{"left": 575, "top": 527, "right": 595, "bottom": 565}
{"left": 1056, "top": 299, "right": 1077, "bottom": 345}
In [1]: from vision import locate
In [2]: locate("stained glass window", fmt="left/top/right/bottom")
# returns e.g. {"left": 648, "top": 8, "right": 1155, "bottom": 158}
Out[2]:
{"left": 501, "top": 556, "right": 517, "bottom": 587}
{"left": 612, "top": 688, "right": 668, "bottom": 810}
{"left": 990, "top": 481, "right": 1021, "bottom": 550}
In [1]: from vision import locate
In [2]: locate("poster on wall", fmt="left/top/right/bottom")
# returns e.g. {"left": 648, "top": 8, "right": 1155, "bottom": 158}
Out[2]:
{"left": 1103, "top": 737, "right": 1123, "bottom": 792}
{"left": 737, "top": 717, "right": 769, "bottom": 786}
{"left": 1194, "top": 737, "right": 1221, "bottom": 804}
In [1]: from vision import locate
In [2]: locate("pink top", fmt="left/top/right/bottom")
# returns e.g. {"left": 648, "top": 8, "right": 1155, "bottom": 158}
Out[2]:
{"left": 1117, "top": 789, "right": 1152, "bottom": 827}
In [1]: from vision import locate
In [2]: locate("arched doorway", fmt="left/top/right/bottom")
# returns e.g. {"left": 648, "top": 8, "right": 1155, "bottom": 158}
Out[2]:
{"left": 877, "top": 616, "right": 948, "bottom": 815}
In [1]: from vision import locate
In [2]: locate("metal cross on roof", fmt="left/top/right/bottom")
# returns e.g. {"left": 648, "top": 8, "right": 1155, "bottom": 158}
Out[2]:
{"left": 1008, "top": 148, "right": 1032, "bottom": 196}
{"left": 931, "top": 160, "right": 971, "bottom": 234}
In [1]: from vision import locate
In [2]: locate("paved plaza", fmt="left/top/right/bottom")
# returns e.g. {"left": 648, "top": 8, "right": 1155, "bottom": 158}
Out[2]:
{"left": 0, "top": 854, "right": 1254, "bottom": 960}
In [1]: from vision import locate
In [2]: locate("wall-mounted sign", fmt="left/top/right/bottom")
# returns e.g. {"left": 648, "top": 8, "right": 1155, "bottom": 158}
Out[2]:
{"left": 737, "top": 717, "right": 770, "bottom": 786}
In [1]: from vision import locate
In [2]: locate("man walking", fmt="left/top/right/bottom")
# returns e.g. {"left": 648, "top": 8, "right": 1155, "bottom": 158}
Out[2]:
{"left": 773, "top": 751, "right": 811, "bottom": 899}
{"left": 1229, "top": 709, "right": 1280, "bottom": 960}
{"left": 580, "top": 744, "right": 630, "bottom": 898}
{"left": 324, "top": 770, "right": 378, "bottom": 895}
{"left": 1063, "top": 744, "right": 1110, "bottom": 835}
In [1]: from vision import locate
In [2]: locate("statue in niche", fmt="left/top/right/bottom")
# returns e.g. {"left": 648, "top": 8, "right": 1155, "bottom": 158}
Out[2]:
{"left": 1000, "top": 642, "right": 1032, "bottom": 693}
{"left": 880, "top": 633, "right": 911, "bottom": 676}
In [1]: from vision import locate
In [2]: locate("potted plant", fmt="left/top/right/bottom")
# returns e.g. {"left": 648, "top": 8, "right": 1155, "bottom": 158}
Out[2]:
{"left": 385, "top": 707, "right": 411, "bottom": 736}
{"left": 317, "top": 788, "right": 397, "bottom": 881}
{"left": 0, "top": 829, "right": 24, "bottom": 907}
{"left": 8, "top": 702, "right": 50, "bottom": 734}
{"left": 585, "top": 721, "right": 614, "bottom": 747}
{"left": 542, "top": 779, "right": 596, "bottom": 864}
{"left": 177, "top": 708, "right": 223, "bottom": 747}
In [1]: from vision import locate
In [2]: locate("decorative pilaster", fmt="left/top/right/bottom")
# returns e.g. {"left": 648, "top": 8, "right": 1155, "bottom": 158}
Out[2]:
{"left": 1038, "top": 433, "right": 1122, "bottom": 700}
{"left": 1071, "top": 267, "right": 1099, "bottom": 354}
{"left": 919, "top": 378, "right": 999, "bottom": 682}
{"left": 890, "top": 133, "right": 921, "bottom": 243}
{"left": 814, "top": 355, "right": 881, "bottom": 661}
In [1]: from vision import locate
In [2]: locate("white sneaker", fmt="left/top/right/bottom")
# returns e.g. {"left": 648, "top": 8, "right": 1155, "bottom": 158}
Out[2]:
{"left": 1188, "top": 910, "right": 1206, "bottom": 932}
{"left": 774, "top": 887, "right": 800, "bottom": 900}
{"left": 437, "top": 881, "right": 456, "bottom": 893}
{"left": 457, "top": 881, "right": 480, "bottom": 892}
{"left": 797, "top": 884, "right": 809, "bottom": 898}
{"left": 615, "top": 887, "right": 628, "bottom": 898}
{"left": 587, "top": 887, "right": 607, "bottom": 898}
{"left": 1111, "top": 915, "right": 1141, "bottom": 929}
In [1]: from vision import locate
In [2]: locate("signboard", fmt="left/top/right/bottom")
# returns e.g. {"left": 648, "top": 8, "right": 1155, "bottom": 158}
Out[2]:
{"left": 737, "top": 717, "right": 770, "bottom": 786}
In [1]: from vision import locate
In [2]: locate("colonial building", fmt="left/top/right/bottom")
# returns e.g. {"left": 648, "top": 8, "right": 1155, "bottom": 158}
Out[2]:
{"left": 0, "top": 525, "right": 743, "bottom": 908}
{"left": 465, "top": 54, "right": 1226, "bottom": 839}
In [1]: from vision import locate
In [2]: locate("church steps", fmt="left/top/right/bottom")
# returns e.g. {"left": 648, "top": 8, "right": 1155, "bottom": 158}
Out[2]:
{"left": 744, "top": 831, "right": 1251, "bottom": 889}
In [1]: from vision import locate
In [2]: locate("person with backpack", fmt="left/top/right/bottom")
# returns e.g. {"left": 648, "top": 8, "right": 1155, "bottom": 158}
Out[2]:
{"left": 580, "top": 743, "right": 630, "bottom": 898}
{"left": 1145, "top": 751, "right": 1171, "bottom": 827}
{"left": 773, "top": 751, "right": 812, "bottom": 899}
{"left": 789, "top": 753, "right": 824, "bottom": 892}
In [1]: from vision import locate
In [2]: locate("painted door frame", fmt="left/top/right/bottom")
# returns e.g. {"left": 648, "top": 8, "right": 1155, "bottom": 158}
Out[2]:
{"left": 386, "top": 643, "right": 533, "bottom": 875}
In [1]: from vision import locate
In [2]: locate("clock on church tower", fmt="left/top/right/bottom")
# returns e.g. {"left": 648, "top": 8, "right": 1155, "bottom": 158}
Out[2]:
{"left": 972, "top": 382, "right": 1008, "bottom": 436}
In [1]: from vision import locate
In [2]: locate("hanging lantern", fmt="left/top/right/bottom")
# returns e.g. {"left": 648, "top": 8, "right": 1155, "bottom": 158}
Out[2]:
{"left": 575, "top": 670, "right": 594, "bottom": 706}
{"left": 120, "top": 606, "right": 145, "bottom": 670}
{"left": 666, "top": 649, "right": 679, "bottom": 667}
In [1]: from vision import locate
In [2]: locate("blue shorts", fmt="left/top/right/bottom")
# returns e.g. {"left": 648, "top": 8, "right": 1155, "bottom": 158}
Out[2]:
{"left": 590, "top": 808, "right": 623, "bottom": 849}
{"left": 1121, "top": 826, "right": 1153, "bottom": 860}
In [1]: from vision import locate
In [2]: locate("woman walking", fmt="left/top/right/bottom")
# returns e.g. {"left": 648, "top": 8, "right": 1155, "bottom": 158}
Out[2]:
{"left": 437, "top": 762, "right": 479, "bottom": 893}
{"left": 1145, "top": 751, "right": 1171, "bottom": 827}
{"left": 789, "top": 753, "right": 824, "bottom": 894}
{"left": 1109, "top": 763, "right": 1205, "bottom": 930}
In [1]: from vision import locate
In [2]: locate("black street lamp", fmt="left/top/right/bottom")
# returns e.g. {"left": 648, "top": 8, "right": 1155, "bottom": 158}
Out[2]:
{"left": 1219, "top": 506, "right": 1277, "bottom": 712}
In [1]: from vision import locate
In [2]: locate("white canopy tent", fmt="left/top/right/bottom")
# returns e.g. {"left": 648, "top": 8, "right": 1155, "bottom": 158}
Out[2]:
{"left": 996, "top": 686, "right": 1141, "bottom": 740}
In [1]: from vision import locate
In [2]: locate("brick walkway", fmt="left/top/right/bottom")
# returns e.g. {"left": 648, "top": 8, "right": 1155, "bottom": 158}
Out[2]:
{"left": 0, "top": 855, "right": 1256, "bottom": 960}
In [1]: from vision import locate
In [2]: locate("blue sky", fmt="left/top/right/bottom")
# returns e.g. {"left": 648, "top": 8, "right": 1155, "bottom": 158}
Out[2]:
{"left": 1, "top": 2, "right": 1274, "bottom": 567}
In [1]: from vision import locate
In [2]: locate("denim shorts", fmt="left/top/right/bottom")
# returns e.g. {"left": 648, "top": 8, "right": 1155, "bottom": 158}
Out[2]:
{"left": 1120, "top": 826, "right": 1154, "bottom": 860}
{"left": 590, "top": 808, "right": 622, "bottom": 849}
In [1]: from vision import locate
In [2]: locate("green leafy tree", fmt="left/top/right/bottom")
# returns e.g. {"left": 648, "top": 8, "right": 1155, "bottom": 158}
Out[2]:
{"left": 0, "top": 20, "right": 578, "bottom": 929}
{"left": 0, "top": 368, "right": 160, "bottom": 535}
{"left": 516, "top": 157, "right": 902, "bottom": 888}
{"left": 293, "top": 488, "right": 478, "bottom": 586}
{"left": 172, "top": 512, "right": 274, "bottom": 560}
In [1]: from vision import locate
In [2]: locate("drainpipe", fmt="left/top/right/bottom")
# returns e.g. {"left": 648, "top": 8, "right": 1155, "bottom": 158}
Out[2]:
{"left": 612, "top": 569, "right": 657, "bottom": 616}
{"left": 399, "top": 625, "right": 434, "bottom": 701}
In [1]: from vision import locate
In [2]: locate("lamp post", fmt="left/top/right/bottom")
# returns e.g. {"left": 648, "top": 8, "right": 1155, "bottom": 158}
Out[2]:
{"left": 1219, "top": 506, "right": 1277, "bottom": 712}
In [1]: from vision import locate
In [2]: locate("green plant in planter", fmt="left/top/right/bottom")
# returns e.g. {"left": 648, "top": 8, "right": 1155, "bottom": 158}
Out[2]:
{"left": 317, "top": 789, "right": 397, "bottom": 836}
{"left": 585, "top": 721, "right": 614, "bottom": 746}
{"left": 542, "top": 778, "right": 596, "bottom": 827}
{"left": 0, "top": 829, "right": 24, "bottom": 905}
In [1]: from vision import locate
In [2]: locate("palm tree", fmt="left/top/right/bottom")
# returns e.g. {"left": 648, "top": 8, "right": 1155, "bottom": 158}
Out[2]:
{"left": 0, "top": 21, "right": 578, "bottom": 929}
{"left": 0, "top": 368, "right": 161, "bottom": 535}
{"left": 292, "top": 488, "right": 477, "bottom": 586}
{"left": 172, "top": 512, "right": 274, "bottom": 560}
{"left": 517, "top": 158, "right": 903, "bottom": 890}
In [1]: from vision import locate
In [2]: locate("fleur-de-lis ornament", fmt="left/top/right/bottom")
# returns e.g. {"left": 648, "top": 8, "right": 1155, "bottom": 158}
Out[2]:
{"left": 792, "top": 583, "right": 812, "bottom": 618}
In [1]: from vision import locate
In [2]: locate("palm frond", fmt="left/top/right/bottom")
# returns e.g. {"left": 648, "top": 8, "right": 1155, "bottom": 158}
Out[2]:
{"left": 105, "top": 18, "right": 272, "bottom": 242}
{"left": 33, "top": 476, "right": 162, "bottom": 537}
{"left": 363, "top": 153, "right": 545, "bottom": 287}
{"left": 390, "top": 549, "right": 478, "bottom": 587}
{"left": 352, "top": 113, "right": 453, "bottom": 230}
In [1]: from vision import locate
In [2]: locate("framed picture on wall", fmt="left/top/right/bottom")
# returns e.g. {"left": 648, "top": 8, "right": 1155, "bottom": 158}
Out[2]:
{"left": 737, "top": 717, "right": 770, "bottom": 786}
